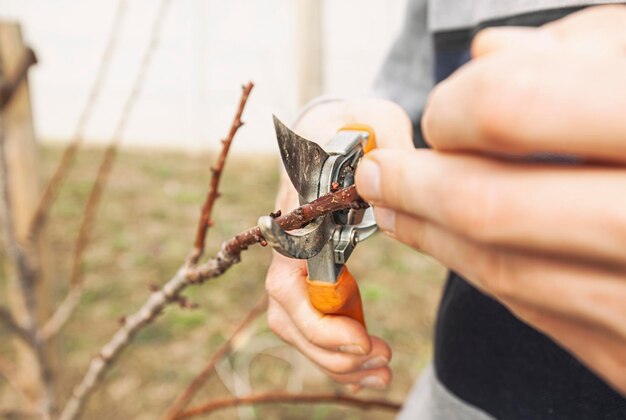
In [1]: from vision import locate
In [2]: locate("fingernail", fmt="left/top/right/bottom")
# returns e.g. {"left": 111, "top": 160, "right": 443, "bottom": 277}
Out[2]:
{"left": 362, "top": 355, "right": 389, "bottom": 370}
{"left": 374, "top": 207, "right": 396, "bottom": 235}
{"left": 356, "top": 158, "right": 381, "bottom": 203}
{"left": 339, "top": 344, "right": 366, "bottom": 355}
{"left": 360, "top": 376, "right": 386, "bottom": 389}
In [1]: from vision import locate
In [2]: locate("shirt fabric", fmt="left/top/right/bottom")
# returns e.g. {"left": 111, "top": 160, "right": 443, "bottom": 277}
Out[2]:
{"left": 372, "top": 1, "right": 626, "bottom": 418}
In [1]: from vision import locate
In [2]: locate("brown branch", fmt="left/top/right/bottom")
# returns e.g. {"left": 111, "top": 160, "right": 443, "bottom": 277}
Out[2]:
{"left": 0, "top": 307, "right": 34, "bottom": 346}
{"left": 38, "top": 281, "right": 82, "bottom": 341}
{"left": 0, "top": 47, "right": 37, "bottom": 110}
{"left": 0, "top": 408, "right": 39, "bottom": 419}
{"left": 175, "top": 392, "right": 402, "bottom": 419}
{"left": 189, "top": 184, "right": 366, "bottom": 282}
{"left": 27, "top": 0, "right": 129, "bottom": 240}
{"left": 191, "top": 82, "right": 254, "bottom": 263}
{"left": 58, "top": 185, "right": 365, "bottom": 420}
{"left": 41, "top": 0, "right": 171, "bottom": 343}
{"left": 0, "top": 115, "right": 54, "bottom": 418}
{"left": 163, "top": 295, "right": 268, "bottom": 419}
{"left": 0, "top": 353, "right": 36, "bottom": 408}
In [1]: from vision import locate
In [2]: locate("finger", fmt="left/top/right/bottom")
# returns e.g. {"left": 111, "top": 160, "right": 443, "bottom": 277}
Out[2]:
{"left": 472, "top": 27, "right": 562, "bottom": 58}
{"left": 268, "top": 298, "right": 391, "bottom": 376}
{"left": 473, "top": 6, "right": 626, "bottom": 58}
{"left": 265, "top": 255, "right": 372, "bottom": 354}
{"left": 357, "top": 149, "right": 626, "bottom": 265}
{"left": 422, "top": 50, "right": 626, "bottom": 162}
{"left": 543, "top": 5, "right": 626, "bottom": 50}
{"left": 374, "top": 209, "right": 626, "bottom": 341}
{"left": 325, "top": 365, "right": 392, "bottom": 389}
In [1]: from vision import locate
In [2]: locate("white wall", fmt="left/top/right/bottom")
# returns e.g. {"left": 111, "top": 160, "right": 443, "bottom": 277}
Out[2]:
{"left": 0, "top": 0, "right": 407, "bottom": 153}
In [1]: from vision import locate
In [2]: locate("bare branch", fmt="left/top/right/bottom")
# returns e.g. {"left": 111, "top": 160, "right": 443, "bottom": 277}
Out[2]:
{"left": 191, "top": 82, "right": 254, "bottom": 263}
{"left": 0, "top": 307, "right": 33, "bottom": 346}
{"left": 163, "top": 295, "right": 268, "bottom": 419}
{"left": 58, "top": 185, "right": 365, "bottom": 420}
{"left": 189, "top": 184, "right": 366, "bottom": 282}
{"left": 0, "top": 114, "right": 54, "bottom": 418}
{"left": 0, "top": 353, "right": 36, "bottom": 408}
{"left": 0, "top": 407, "right": 39, "bottom": 419}
{"left": 27, "top": 0, "right": 129, "bottom": 240}
{"left": 41, "top": 0, "right": 172, "bottom": 342}
{"left": 175, "top": 392, "right": 402, "bottom": 419}
{"left": 38, "top": 286, "right": 82, "bottom": 341}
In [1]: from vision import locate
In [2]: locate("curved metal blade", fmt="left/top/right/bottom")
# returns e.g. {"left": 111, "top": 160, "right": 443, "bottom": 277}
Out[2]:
{"left": 273, "top": 115, "right": 328, "bottom": 204}
{"left": 258, "top": 216, "right": 331, "bottom": 259}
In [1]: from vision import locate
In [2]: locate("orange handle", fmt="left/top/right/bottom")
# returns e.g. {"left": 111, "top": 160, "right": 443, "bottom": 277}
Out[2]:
{"left": 304, "top": 125, "right": 375, "bottom": 327}
{"left": 339, "top": 124, "right": 377, "bottom": 153}
{"left": 306, "top": 266, "right": 366, "bottom": 327}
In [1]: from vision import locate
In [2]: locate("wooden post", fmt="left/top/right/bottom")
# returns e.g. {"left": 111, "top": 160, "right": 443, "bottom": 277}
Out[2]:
{"left": 295, "top": 0, "right": 324, "bottom": 107}
{"left": 0, "top": 21, "right": 55, "bottom": 400}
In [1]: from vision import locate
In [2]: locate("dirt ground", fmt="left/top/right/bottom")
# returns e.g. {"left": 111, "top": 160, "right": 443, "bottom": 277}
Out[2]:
{"left": 0, "top": 146, "right": 447, "bottom": 419}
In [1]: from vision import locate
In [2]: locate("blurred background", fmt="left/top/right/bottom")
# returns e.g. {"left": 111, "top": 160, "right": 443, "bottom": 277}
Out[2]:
{"left": 0, "top": 0, "right": 407, "bottom": 152}
{"left": 0, "top": 1, "right": 448, "bottom": 419}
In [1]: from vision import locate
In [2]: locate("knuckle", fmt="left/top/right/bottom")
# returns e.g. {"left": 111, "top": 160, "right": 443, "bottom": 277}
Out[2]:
{"left": 266, "top": 305, "right": 288, "bottom": 336}
{"left": 473, "top": 58, "right": 539, "bottom": 150}
{"left": 300, "top": 320, "right": 327, "bottom": 348}
{"left": 470, "top": 27, "right": 498, "bottom": 57}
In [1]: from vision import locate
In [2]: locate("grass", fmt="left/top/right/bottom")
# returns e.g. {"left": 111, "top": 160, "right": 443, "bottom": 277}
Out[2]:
{"left": 0, "top": 145, "right": 446, "bottom": 419}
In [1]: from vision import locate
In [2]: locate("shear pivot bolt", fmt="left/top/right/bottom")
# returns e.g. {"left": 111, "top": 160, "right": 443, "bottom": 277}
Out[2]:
{"left": 350, "top": 230, "right": 359, "bottom": 245}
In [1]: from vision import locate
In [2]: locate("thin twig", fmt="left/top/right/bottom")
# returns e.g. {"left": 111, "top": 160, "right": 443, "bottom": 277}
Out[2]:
{"left": 0, "top": 353, "right": 36, "bottom": 408}
{"left": 189, "top": 184, "right": 366, "bottom": 283}
{"left": 175, "top": 392, "right": 402, "bottom": 419}
{"left": 38, "top": 285, "right": 82, "bottom": 342}
{"left": 28, "top": 0, "right": 129, "bottom": 240}
{"left": 0, "top": 306, "right": 34, "bottom": 346}
{"left": 58, "top": 185, "right": 365, "bottom": 420}
{"left": 40, "top": 0, "right": 171, "bottom": 342}
{"left": 191, "top": 82, "right": 254, "bottom": 263}
{"left": 0, "top": 407, "right": 39, "bottom": 419}
{"left": 163, "top": 295, "right": 268, "bottom": 419}
{"left": 0, "top": 114, "right": 54, "bottom": 418}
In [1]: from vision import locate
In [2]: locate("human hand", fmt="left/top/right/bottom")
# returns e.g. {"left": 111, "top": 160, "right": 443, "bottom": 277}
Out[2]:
{"left": 356, "top": 6, "right": 626, "bottom": 394}
{"left": 264, "top": 97, "right": 412, "bottom": 390}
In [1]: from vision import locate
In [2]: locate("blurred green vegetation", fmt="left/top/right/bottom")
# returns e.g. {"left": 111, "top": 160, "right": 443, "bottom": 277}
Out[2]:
{"left": 0, "top": 145, "right": 446, "bottom": 419}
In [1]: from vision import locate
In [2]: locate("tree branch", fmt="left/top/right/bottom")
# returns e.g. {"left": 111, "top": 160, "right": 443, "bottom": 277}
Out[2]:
{"left": 0, "top": 353, "right": 36, "bottom": 408}
{"left": 189, "top": 184, "right": 366, "bottom": 282}
{"left": 58, "top": 185, "right": 365, "bottom": 420}
{"left": 163, "top": 295, "right": 268, "bottom": 419}
{"left": 40, "top": 0, "right": 171, "bottom": 342}
{"left": 0, "top": 114, "right": 54, "bottom": 419}
{"left": 27, "top": 0, "right": 129, "bottom": 240}
{"left": 191, "top": 82, "right": 254, "bottom": 263}
{"left": 0, "top": 306, "right": 33, "bottom": 346}
{"left": 175, "top": 392, "right": 402, "bottom": 419}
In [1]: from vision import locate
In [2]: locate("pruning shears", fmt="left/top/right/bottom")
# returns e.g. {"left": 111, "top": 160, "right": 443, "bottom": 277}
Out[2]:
{"left": 258, "top": 116, "right": 378, "bottom": 327}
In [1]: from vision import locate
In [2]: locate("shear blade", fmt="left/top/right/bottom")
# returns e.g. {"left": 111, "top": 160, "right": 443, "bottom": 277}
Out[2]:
{"left": 273, "top": 115, "right": 329, "bottom": 204}
{"left": 258, "top": 216, "right": 330, "bottom": 259}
